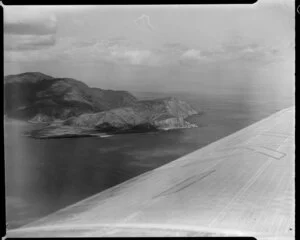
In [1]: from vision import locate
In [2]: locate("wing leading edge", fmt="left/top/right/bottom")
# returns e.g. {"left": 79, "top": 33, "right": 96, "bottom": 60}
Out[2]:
{"left": 7, "top": 106, "right": 295, "bottom": 239}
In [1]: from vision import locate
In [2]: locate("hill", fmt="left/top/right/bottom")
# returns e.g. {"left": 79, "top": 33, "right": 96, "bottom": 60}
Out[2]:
{"left": 4, "top": 72, "right": 138, "bottom": 121}
{"left": 4, "top": 72, "right": 199, "bottom": 138}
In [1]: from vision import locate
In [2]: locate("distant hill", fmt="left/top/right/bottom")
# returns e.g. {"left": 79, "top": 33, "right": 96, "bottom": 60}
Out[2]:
{"left": 4, "top": 72, "right": 199, "bottom": 138}
{"left": 4, "top": 72, "right": 138, "bottom": 121}
{"left": 4, "top": 72, "right": 54, "bottom": 84}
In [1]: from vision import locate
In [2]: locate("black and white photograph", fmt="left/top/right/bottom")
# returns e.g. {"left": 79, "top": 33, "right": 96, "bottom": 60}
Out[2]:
{"left": 3, "top": 1, "right": 295, "bottom": 238}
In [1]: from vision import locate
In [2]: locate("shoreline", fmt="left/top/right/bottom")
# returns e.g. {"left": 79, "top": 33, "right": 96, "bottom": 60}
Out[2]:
{"left": 27, "top": 125, "right": 198, "bottom": 139}
{"left": 5, "top": 117, "right": 199, "bottom": 140}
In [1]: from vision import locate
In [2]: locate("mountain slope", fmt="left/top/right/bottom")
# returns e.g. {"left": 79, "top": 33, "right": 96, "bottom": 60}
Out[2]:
{"left": 4, "top": 72, "right": 199, "bottom": 138}
{"left": 4, "top": 72, "right": 138, "bottom": 120}
{"left": 64, "top": 97, "right": 198, "bottom": 129}
{"left": 29, "top": 97, "right": 198, "bottom": 138}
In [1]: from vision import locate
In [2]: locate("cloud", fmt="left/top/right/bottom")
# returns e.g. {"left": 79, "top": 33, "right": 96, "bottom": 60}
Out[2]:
{"left": 4, "top": 35, "right": 283, "bottom": 68}
{"left": 72, "top": 39, "right": 99, "bottom": 48}
{"left": 70, "top": 37, "right": 138, "bottom": 50}
{"left": 4, "top": 6, "right": 58, "bottom": 52}
{"left": 110, "top": 48, "right": 154, "bottom": 65}
{"left": 178, "top": 49, "right": 211, "bottom": 67}
{"left": 4, "top": 49, "right": 56, "bottom": 62}
{"left": 181, "top": 49, "right": 207, "bottom": 61}
{"left": 222, "top": 39, "right": 261, "bottom": 55}
{"left": 4, "top": 34, "right": 56, "bottom": 51}
{"left": 215, "top": 35, "right": 289, "bottom": 63}
{"left": 72, "top": 37, "right": 157, "bottom": 65}
{"left": 178, "top": 39, "right": 285, "bottom": 66}
{"left": 4, "top": 37, "right": 74, "bottom": 62}
{"left": 124, "top": 50, "right": 153, "bottom": 65}
{"left": 134, "top": 14, "right": 154, "bottom": 31}
{"left": 4, "top": 29, "right": 286, "bottom": 68}
{"left": 105, "top": 37, "right": 133, "bottom": 48}
{"left": 4, "top": 7, "right": 57, "bottom": 35}
{"left": 108, "top": 36, "right": 127, "bottom": 42}
{"left": 221, "top": 42, "right": 283, "bottom": 62}
{"left": 162, "top": 42, "right": 188, "bottom": 53}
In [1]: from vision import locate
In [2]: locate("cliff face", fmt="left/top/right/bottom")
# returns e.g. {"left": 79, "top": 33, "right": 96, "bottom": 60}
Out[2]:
{"left": 135, "top": 97, "right": 198, "bottom": 121}
{"left": 154, "top": 117, "right": 197, "bottom": 130}
{"left": 63, "top": 97, "right": 198, "bottom": 133}
{"left": 4, "top": 72, "right": 138, "bottom": 121}
{"left": 29, "top": 98, "right": 198, "bottom": 138}
{"left": 28, "top": 113, "right": 54, "bottom": 123}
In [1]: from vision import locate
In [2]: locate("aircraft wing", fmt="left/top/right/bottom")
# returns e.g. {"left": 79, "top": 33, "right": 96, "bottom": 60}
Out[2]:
{"left": 7, "top": 106, "right": 295, "bottom": 239}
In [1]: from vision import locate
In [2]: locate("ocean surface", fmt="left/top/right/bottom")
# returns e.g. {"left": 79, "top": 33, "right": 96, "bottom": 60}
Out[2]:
{"left": 5, "top": 91, "right": 294, "bottom": 229}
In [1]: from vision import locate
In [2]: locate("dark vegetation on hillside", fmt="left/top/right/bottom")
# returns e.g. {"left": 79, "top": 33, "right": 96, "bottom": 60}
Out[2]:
{"left": 4, "top": 72, "right": 199, "bottom": 138}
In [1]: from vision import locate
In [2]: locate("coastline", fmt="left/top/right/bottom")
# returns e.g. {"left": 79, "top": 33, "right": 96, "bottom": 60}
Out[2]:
{"left": 26, "top": 122, "right": 198, "bottom": 139}
{"left": 5, "top": 115, "right": 199, "bottom": 140}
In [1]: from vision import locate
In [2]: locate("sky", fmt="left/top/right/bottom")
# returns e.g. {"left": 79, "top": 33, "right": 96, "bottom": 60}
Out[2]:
{"left": 3, "top": 1, "right": 295, "bottom": 98}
